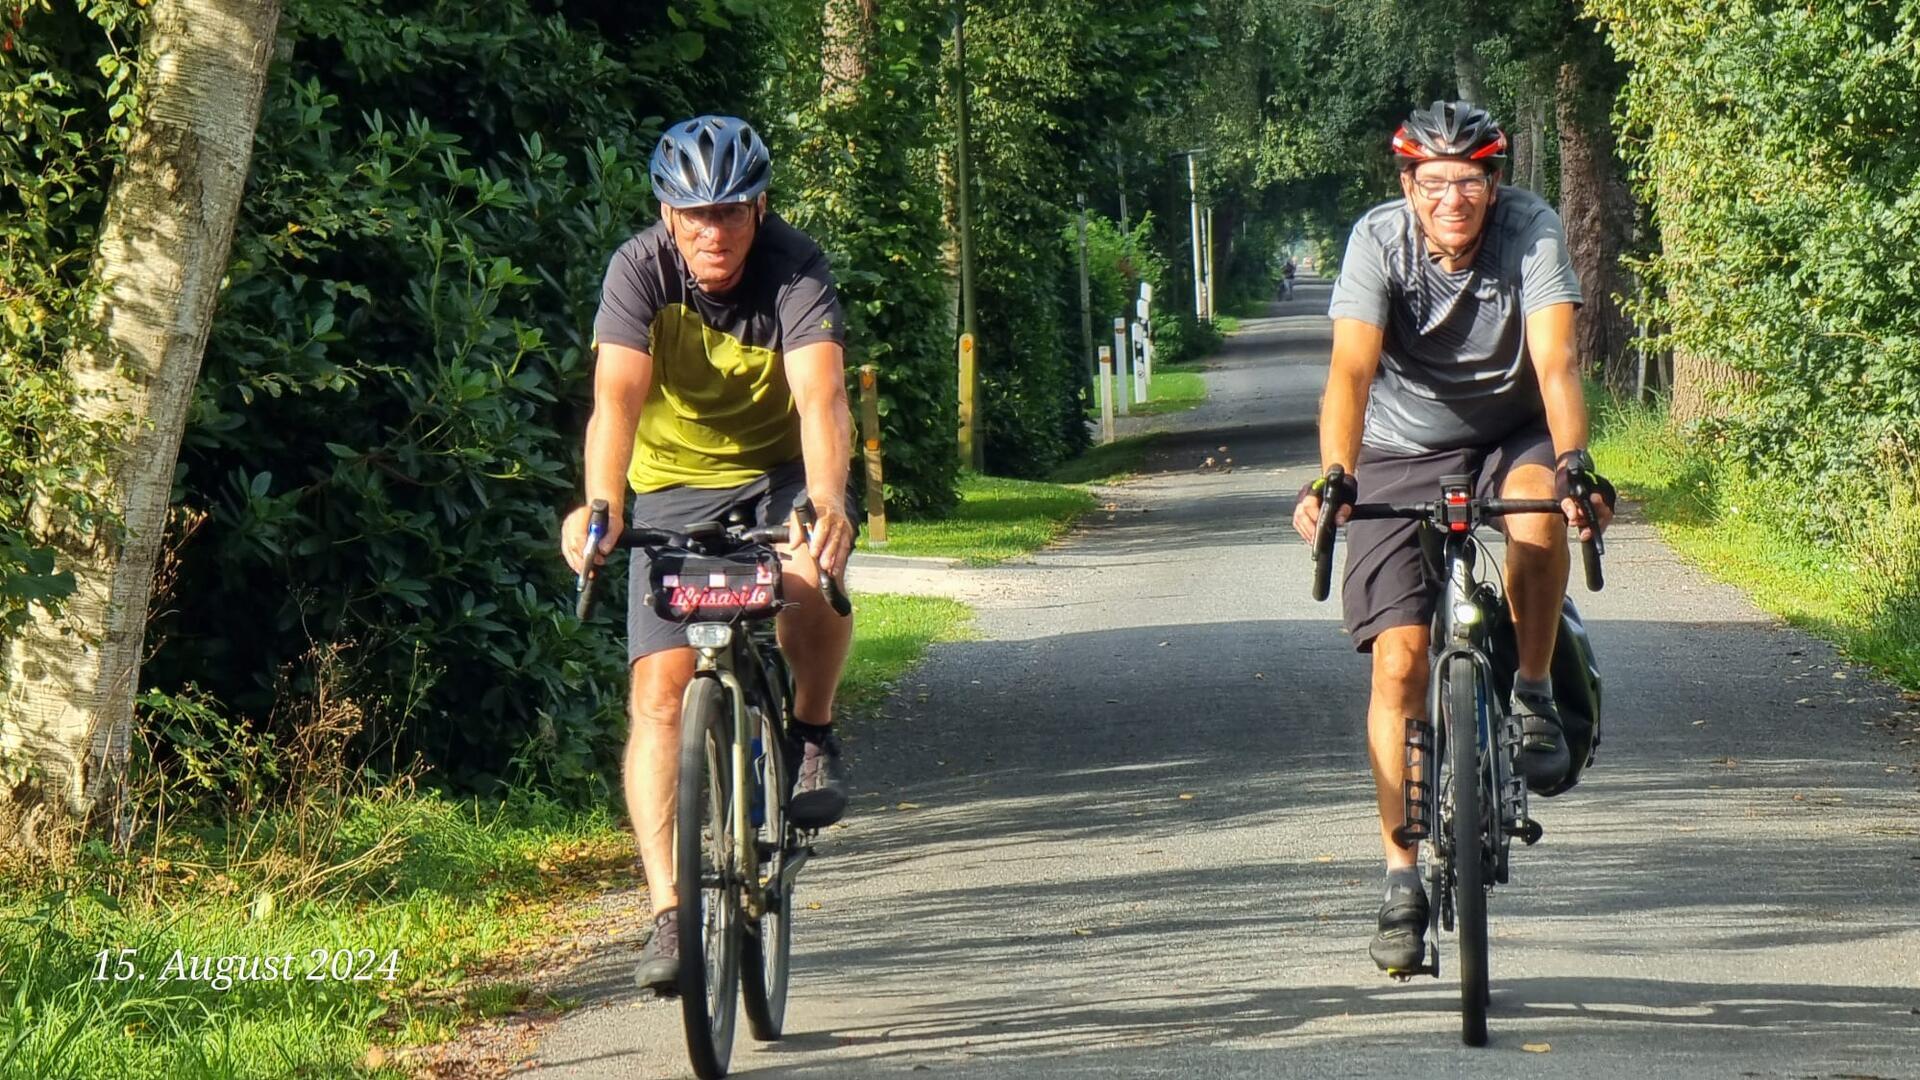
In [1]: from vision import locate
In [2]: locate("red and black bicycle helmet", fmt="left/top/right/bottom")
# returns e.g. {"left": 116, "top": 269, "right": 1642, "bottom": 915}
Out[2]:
{"left": 1390, "top": 100, "right": 1508, "bottom": 167}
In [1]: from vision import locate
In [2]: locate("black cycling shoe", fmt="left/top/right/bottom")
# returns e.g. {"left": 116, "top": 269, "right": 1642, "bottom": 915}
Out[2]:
{"left": 1369, "top": 878, "right": 1430, "bottom": 974}
{"left": 789, "top": 729, "right": 849, "bottom": 829}
{"left": 634, "top": 909, "right": 679, "bottom": 993}
{"left": 1511, "top": 689, "right": 1572, "bottom": 793}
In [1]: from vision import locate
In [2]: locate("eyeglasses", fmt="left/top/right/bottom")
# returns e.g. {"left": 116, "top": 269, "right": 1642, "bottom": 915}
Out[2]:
{"left": 1410, "top": 173, "right": 1493, "bottom": 200}
{"left": 673, "top": 203, "right": 757, "bottom": 232}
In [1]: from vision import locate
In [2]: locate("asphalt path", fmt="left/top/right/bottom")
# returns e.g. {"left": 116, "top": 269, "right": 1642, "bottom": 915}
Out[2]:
{"left": 518, "top": 281, "right": 1920, "bottom": 1079}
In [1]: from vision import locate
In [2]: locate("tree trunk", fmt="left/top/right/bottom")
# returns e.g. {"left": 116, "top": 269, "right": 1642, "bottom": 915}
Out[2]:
{"left": 1, "top": 0, "right": 279, "bottom": 846}
{"left": 1554, "top": 61, "right": 1636, "bottom": 395}
{"left": 822, "top": 0, "right": 875, "bottom": 102}
{"left": 1454, "top": 42, "right": 1486, "bottom": 104}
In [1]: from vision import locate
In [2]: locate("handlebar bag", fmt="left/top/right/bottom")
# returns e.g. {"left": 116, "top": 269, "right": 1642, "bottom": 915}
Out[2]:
{"left": 648, "top": 549, "right": 784, "bottom": 622}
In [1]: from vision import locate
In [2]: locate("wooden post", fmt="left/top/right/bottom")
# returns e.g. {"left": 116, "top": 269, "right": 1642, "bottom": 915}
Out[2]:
{"left": 1098, "top": 345, "right": 1115, "bottom": 444}
{"left": 857, "top": 364, "right": 888, "bottom": 546}
{"left": 957, "top": 331, "right": 979, "bottom": 469}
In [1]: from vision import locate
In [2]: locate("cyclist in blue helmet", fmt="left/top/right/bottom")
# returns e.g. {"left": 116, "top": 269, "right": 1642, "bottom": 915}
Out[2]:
{"left": 561, "top": 115, "right": 856, "bottom": 992}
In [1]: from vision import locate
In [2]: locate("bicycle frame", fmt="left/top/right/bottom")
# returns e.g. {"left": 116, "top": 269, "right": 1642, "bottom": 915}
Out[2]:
{"left": 688, "top": 619, "right": 809, "bottom": 924}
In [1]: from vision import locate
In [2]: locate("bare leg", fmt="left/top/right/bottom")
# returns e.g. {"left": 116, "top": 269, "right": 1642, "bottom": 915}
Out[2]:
{"left": 626, "top": 648, "right": 696, "bottom": 917}
{"left": 775, "top": 533, "right": 853, "bottom": 729}
{"left": 1500, "top": 462, "right": 1569, "bottom": 682}
{"left": 1368, "top": 624, "right": 1431, "bottom": 869}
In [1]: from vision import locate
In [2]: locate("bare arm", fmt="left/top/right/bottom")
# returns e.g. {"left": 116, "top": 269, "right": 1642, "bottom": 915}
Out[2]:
{"left": 783, "top": 340, "right": 855, "bottom": 578}
{"left": 1524, "top": 301, "right": 1612, "bottom": 537}
{"left": 1293, "top": 318, "right": 1383, "bottom": 542}
{"left": 1320, "top": 317, "right": 1385, "bottom": 473}
{"left": 1523, "top": 302, "right": 1589, "bottom": 455}
{"left": 562, "top": 342, "right": 651, "bottom": 573}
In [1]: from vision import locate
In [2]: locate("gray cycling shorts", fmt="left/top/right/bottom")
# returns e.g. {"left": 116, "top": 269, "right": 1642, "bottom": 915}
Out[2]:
{"left": 1341, "top": 424, "right": 1555, "bottom": 652}
{"left": 625, "top": 461, "right": 810, "bottom": 664}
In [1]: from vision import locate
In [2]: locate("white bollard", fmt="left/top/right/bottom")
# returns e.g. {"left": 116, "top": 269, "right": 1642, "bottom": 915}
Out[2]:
{"left": 1113, "top": 317, "right": 1130, "bottom": 415}
{"left": 1098, "top": 345, "right": 1115, "bottom": 444}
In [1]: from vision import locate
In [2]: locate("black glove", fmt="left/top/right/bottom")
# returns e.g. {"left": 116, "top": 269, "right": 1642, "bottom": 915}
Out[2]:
{"left": 1298, "top": 469, "right": 1358, "bottom": 511}
{"left": 1554, "top": 449, "right": 1618, "bottom": 510}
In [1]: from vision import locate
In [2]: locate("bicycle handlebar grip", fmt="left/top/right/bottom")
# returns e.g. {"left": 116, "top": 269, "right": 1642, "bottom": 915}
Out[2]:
{"left": 575, "top": 499, "right": 610, "bottom": 620}
{"left": 1567, "top": 477, "right": 1605, "bottom": 592}
{"left": 1310, "top": 466, "right": 1344, "bottom": 602}
{"left": 791, "top": 493, "right": 853, "bottom": 618}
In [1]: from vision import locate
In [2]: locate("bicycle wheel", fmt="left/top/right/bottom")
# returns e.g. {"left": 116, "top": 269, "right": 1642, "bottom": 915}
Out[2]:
{"left": 677, "top": 676, "right": 740, "bottom": 1079}
{"left": 1448, "top": 654, "right": 1489, "bottom": 1046}
{"left": 741, "top": 703, "right": 792, "bottom": 1041}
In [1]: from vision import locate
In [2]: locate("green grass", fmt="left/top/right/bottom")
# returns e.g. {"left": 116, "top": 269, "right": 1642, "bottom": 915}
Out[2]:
{"left": 1593, "top": 399, "right": 1920, "bottom": 689}
{"left": 840, "top": 592, "right": 974, "bottom": 709}
{"left": 863, "top": 472, "right": 1095, "bottom": 565}
{"left": 0, "top": 588, "right": 972, "bottom": 1078}
{"left": 1129, "top": 365, "right": 1207, "bottom": 417}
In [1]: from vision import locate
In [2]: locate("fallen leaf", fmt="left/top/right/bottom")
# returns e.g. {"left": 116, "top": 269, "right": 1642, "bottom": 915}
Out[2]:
{"left": 896, "top": 802, "right": 921, "bottom": 811}
{"left": 1522, "top": 1043, "right": 1551, "bottom": 1053}
{"left": 1314, "top": 854, "right": 1335, "bottom": 863}
{"left": 1157, "top": 641, "right": 1169, "bottom": 647}
{"left": 807, "top": 901, "right": 823, "bottom": 910}
{"left": 1178, "top": 793, "right": 1195, "bottom": 800}
{"left": 1071, "top": 928, "right": 1094, "bottom": 937}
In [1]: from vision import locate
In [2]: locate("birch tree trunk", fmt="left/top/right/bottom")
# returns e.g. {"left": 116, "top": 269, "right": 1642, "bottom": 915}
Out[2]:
{"left": 1, "top": 0, "right": 280, "bottom": 847}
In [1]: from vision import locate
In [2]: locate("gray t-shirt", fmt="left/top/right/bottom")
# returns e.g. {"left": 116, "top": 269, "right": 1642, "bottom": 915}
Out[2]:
{"left": 1328, "top": 186, "right": 1582, "bottom": 454}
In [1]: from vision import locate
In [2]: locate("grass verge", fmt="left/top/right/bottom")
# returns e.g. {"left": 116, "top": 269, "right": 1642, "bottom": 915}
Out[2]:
{"left": 0, "top": 593, "right": 970, "bottom": 1078}
{"left": 1128, "top": 365, "right": 1207, "bottom": 417}
{"left": 863, "top": 473, "right": 1095, "bottom": 565}
{"left": 1593, "top": 398, "right": 1920, "bottom": 689}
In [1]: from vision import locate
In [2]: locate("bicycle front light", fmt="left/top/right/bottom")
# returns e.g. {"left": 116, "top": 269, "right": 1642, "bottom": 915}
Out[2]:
{"left": 686, "top": 623, "right": 734, "bottom": 650}
{"left": 1452, "top": 600, "right": 1482, "bottom": 626}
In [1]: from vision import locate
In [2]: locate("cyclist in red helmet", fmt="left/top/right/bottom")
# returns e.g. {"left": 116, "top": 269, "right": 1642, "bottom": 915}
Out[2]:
{"left": 1293, "top": 101, "right": 1615, "bottom": 974}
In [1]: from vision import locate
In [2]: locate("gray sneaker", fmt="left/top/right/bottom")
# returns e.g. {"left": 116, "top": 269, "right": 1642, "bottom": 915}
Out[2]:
{"left": 634, "top": 909, "right": 679, "bottom": 992}
{"left": 789, "top": 730, "right": 849, "bottom": 829}
{"left": 1511, "top": 689, "right": 1571, "bottom": 792}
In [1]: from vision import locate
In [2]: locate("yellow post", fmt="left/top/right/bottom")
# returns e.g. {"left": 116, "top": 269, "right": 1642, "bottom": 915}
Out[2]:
{"left": 857, "top": 364, "right": 888, "bottom": 546}
{"left": 957, "top": 331, "right": 980, "bottom": 469}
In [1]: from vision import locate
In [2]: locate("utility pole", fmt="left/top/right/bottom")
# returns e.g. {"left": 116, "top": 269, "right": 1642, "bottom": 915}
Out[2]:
{"left": 953, "top": 0, "right": 982, "bottom": 470}
{"left": 1076, "top": 193, "right": 1095, "bottom": 394}
{"left": 1181, "top": 149, "right": 1208, "bottom": 323}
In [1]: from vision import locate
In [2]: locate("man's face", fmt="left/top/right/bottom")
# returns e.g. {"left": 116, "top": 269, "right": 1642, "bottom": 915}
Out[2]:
{"left": 664, "top": 195, "right": 764, "bottom": 292}
{"left": 1399, "top": 160, "right": 1497, "bottom": 256}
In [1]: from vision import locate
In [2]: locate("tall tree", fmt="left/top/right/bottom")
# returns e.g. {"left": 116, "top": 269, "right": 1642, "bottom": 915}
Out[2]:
{"left": 1, "top": 0, "right": 280, "bottom": 844}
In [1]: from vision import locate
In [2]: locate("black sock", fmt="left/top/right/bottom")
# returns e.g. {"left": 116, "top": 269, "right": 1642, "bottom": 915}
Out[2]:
{"left": 796, "top": 722, "right": 833, "bottom": 745}
{"left": 1385, "top": 866, "right": 1422, "bottom": 895}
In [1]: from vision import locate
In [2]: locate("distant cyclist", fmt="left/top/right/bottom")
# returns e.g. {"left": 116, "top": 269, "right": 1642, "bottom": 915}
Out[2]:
{"left": 560, "top": 115, "right": 857, "bottom": 992}
{"left": 1291, "top": 101, "right": 1615, "bottom": 974}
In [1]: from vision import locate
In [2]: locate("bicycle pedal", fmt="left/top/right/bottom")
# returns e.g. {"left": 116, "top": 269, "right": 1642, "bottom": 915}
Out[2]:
{"left": 1513, "top": 817, "right": 1545, "bottom": 845}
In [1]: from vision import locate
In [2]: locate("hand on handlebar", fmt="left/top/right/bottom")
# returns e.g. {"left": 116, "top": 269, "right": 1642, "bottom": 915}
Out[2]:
{"left": 1553, "top": 450, "right": 1618, "bottom": 543}
{"left": 1292, "top": 469, "right": 1357, "bottom": 543}
{"left": 562, "top": 502, "right": 623, "bottom": 576}
{"left": 794, "top": 499, "right": 855, "bottom": 583}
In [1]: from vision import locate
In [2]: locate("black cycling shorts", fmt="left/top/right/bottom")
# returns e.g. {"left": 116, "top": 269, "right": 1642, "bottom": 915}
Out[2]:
{"left": 1341, "top": 424, "right": 1555, "bottom": 652}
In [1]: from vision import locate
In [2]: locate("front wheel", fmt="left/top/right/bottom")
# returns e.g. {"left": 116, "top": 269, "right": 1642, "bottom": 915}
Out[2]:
{"left": 1448, "top": 654, "right": 1490, "bottom": 1046}
{"left": 741, "top": 705, "right": 792, "bottom": 1041}
{"left": 677, "top": 677, "right": 740, "bottom": 1079}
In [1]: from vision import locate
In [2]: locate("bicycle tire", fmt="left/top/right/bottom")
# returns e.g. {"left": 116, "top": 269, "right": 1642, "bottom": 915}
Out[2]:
{"left": 741, "top": 702, "right": 792, "bottom": 1041}
{"left": 677, "top": 677, "right": 740, "bottom": 1079}
{"left": 1449, "top": 654, "right": 1490, "bottom": 1046}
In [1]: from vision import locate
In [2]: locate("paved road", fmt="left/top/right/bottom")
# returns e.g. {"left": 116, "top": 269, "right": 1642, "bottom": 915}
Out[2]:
{"left": 519, "top": 283, "right": 1920, "bottom": 1079}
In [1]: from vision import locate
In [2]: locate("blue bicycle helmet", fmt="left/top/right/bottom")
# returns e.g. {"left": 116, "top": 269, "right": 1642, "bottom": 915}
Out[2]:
{"left": 649, "top": 115, "right": 772, "bottom": 208}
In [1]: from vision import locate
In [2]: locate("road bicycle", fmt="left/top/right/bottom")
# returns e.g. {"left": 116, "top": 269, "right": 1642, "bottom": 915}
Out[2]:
{"left": 576, "top": 493, "right": 851, "bottom": 1079}
{"left": 1310, "top": 466, "right": 1604, "bottom": 1046}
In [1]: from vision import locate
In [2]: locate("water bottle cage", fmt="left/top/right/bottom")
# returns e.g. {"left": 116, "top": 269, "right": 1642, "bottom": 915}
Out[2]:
{"left": 1391, "top": 716, "right": 1437, "bottom": 848}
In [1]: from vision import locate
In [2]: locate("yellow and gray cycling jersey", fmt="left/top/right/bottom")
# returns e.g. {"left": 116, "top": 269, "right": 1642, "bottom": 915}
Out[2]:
{"left": 592, "top": 212, "right": 845, "bottom": 493}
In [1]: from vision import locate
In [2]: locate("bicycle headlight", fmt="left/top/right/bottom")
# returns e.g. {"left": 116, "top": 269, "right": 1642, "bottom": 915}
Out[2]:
{"left": 686, "top": 623, "right": 733, "bottom": 650}
{"left": 1452, "top": 601, "right": 1482, "bottom": 626}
